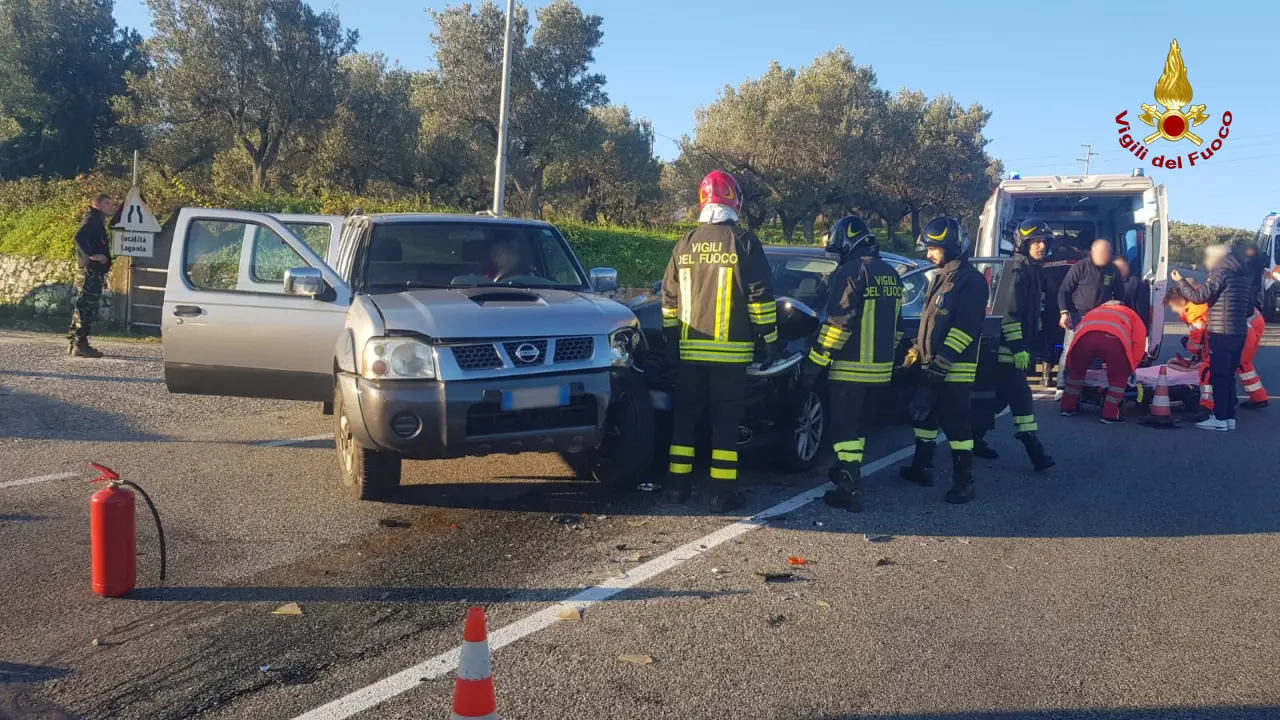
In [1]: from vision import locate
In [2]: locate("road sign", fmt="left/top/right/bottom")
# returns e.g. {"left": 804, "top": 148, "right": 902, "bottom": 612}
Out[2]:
{"left": 111, "top": 187, "right": 161, "bottom": 257}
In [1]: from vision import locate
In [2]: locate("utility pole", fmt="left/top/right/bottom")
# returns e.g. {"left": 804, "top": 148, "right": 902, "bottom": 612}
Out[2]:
{"left": 1077, "top": 144, "right": 1099, "bottom": 175}
{"left": 491, "top": 0, "right": 516, "bottom": 216}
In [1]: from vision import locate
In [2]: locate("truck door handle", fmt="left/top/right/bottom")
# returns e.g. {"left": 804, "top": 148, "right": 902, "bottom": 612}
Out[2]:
{"left": 173, "top": 305, "right": 203, "bottom": 317}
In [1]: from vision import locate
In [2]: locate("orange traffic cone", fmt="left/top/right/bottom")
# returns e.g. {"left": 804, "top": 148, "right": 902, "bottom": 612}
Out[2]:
{"left": 1141, "top": 365, "right": 1178, "bottom": 428}
{"left": 451, "top": 607, "right": 497, "bottom": 719}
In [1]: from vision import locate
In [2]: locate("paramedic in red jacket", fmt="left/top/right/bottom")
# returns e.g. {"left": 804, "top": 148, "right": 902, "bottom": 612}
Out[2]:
{"left": 1060, "top": 301, "right": 1148, "bottom": 424}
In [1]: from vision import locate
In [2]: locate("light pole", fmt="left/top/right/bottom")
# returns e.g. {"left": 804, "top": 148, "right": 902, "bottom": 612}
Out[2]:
{"left": 492, "top": 0, "right": 516, "bottom": 216}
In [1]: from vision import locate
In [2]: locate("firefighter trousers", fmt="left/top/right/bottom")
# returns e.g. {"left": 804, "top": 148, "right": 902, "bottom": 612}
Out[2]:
{"left": 912, "top": 383, "right": 974, "bottom": 457}
{"left": 974, "top": 362, "right": 1038, "bottom": 437}
{"left": 828, "top": 382, "right": 880, "bottom": 468}
{"left": 667, "top": 362, "right": 748, "bottom": 491}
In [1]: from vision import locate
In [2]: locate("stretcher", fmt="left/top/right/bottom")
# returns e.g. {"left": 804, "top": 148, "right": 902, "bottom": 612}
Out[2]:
{"left": 1083, "top": 364, "right": 1200, "bottom": 390}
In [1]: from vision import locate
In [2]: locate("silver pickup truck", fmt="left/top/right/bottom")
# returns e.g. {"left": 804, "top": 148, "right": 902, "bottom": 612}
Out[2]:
{"left": 160, "top": 210, "right": 654, "bottom": 499}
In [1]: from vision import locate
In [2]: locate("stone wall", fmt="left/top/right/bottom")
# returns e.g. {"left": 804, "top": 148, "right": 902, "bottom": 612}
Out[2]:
{"left": 0, "top": 254, "right": 121, "bottom": 324}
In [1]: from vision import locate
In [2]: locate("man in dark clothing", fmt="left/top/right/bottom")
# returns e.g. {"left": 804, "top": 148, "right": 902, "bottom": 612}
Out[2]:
{"left": 800, "top": 215, "right": 902, "bottom": 512}
{"left": 661, "top": 170, "right": 778, "bottom": 512}
{"left": 899, "top": 216, "right": 989, "bottom": 505}
{"left": 1038, "top": 235, "right": 1084, "bottom": 384}
{"left": 1172, "top": 244, "right": 1254, "bottom": 431}
{"left": 1055, "top": 239, "right": 1122, "bottom": 390}
{"left": 972, "top": 220, "right": 1055, "bottom": 471}
{"left": 1242, "top": 244, "right": 1266, "bottom": 311}
{"left": 69, "top": 193, "right": 117, "bottom": 358}
{"left": 1113, "top": 256, "right": 1151, "bottom": 328}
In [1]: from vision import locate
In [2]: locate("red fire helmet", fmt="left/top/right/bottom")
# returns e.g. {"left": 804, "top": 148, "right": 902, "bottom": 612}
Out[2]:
{"left": 698, "top": 170, "right": 742, "bottom": 212}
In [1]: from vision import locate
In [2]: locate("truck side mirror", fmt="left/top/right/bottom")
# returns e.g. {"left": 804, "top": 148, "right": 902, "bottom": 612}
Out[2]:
{"left": 283, "top": 267, "right": 326, "bottom": 297}
{"left": 590, "top": 267, "right": 618, "bottom": 293}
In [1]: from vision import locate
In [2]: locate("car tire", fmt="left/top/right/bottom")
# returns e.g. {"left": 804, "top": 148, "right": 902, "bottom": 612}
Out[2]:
{"left": 572, "top": 370, "right": 656, "bottom": 488}
{"left": 778, "top": 386, "right": 827, "bottom": 472}
{"left": 335, "top": 385, "right": 402, "bottom": 501}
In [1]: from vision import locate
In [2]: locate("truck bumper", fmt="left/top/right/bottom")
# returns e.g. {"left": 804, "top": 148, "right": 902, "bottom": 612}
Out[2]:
{"left": 338, "top": 370, "right": 613, "bottom": 460}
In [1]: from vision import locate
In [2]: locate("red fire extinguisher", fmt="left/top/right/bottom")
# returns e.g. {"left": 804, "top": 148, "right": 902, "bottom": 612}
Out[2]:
{"left": 90, "top": 463, "right": 166, "bottom": 598}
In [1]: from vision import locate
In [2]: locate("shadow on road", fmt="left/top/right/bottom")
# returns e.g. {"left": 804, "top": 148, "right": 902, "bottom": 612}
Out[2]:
{"left": 816, "top": 708, "right": 1280, "bottom": 720}
{"left": 0, "top": 370, "right": 163, "bottom": 385}
{"left": 0, "top": 388, "right": 171, "bottom": 443}
{"left": 0, "top": 662, "right": 70, "bottom": 685}
{"left": 128, "top": 585, "right": 738, "bottom": 603}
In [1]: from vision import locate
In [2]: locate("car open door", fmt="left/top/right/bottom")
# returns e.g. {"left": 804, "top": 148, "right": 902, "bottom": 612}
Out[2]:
{"left": 272, "top": 213, "right": 345, "bottom": 266}
{"left": 1142, "top": 184, "right": 1169, "bottom": 358}
{"left": 162, "top": 208, "right": 351, "bottom": 401}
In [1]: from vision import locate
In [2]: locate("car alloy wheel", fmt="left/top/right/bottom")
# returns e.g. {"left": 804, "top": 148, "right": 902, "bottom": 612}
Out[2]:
{"left": 794, "top": 391, "right": 824, "bottom": 463}
{"left": 338, "top": 413, "right": 356, "bottom": 484}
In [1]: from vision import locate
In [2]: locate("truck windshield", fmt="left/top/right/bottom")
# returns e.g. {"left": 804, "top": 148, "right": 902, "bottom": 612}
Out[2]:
{"left": 362, "top": 222, "right": 587, "bottom": 291}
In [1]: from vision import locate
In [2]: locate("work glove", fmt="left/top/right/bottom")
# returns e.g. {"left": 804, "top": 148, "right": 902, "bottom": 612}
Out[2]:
{"left": 900, "top": 346, "right": 920, "bottom": 369}
{"left": 800, "top": 359, "right": 826, "bottom": 389}
{"left": 1013, "top": 351, "right": 1031, "bottom": 371}
{"left": 921, "top": 362, "right": 948, "bottom": 386}
{"left": 757, "top": 340, "right": 784, "bottom": 372}
{"left": 907, "top": 384, "right": 939, "bottom": 424}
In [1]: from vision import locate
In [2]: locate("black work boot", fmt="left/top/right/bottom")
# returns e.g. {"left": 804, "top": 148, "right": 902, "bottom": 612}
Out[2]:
{"left": 945, "top": 451, "right": 975, "bottom": 504}
{"left": 1015, "top": 431, "right": 1055, "bottom": 472}
{"left": 823, "top": 462, "right": 862, "bottom": 512}
{"left": 900, "top": 440, "right": 936, "bottom": 487}
{"left": 662, "top": 473, "right": 691, "bottom": 504}
{"left": 69, "top": 337, "right": 103, "bottom": 358}
{"left": 708, "top": 484, "right": 746, "bottom": 514}
{"left": 972, "top": 433, "right": 999, "bottom": 460}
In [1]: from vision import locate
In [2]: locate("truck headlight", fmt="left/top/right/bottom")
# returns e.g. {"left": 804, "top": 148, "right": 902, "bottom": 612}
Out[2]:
{"left": 362, "top": 337, "right": 436, "bottom": 380}
{"left": 609, "top": 327, "right": 640, "bottom": 367}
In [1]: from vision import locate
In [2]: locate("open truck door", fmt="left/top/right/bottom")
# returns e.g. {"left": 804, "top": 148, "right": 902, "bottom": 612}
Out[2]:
{"left": 1141, "top": 184, "right": 1169, "bottom": 359}
{"left": 162, "top": 208, "right": 351, "bottom": 402}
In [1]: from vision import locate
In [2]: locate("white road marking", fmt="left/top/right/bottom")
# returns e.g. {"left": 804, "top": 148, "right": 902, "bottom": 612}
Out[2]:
{"left": 0, "top": 472, "right": 80, "bottom": 490}
{"left": 263, "top": 434, "right": 331, "bottom": 447}
{"left": 291, "top": 442, "right": 923, "bottom": 720}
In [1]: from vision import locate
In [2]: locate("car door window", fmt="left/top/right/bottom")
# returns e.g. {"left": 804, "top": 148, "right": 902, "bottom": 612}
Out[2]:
{"left": 969, "top": 261, "right": 1006, "bottom": 314}
{"left": 900, "top": 268, "right": 936, "bottom": 318}
{"left": 184, "top": 219, "right": 306, "bottom": 294}
{"left": 283, "top": 222, "right": 332, "bottom": 257}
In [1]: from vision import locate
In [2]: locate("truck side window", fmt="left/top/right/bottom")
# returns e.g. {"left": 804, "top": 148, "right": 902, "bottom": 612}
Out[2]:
{"left": 184, "top": 219, "right": 304, "bottom": 294}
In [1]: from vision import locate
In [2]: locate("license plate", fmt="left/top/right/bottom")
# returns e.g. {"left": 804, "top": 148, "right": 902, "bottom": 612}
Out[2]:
{"left": 502, "top": 386, "right": 569, "bottom": 411}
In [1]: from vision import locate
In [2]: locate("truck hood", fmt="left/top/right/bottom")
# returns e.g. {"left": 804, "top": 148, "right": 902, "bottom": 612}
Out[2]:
{"left": 369, "top": 287, "right": 637, "bottom": 340}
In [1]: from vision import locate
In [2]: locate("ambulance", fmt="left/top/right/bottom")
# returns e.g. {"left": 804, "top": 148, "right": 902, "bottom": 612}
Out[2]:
{"left": 1254, "top": 212, "right": 1279, "bottom": 321}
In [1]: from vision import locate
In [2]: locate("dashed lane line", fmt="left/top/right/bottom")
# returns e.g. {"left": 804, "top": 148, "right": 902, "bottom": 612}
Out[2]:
{"left": 0, "top": 472, "right": 81, "bottom": 490}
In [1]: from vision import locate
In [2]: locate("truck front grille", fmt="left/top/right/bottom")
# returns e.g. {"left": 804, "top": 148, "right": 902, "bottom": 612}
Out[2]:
{"left": 452, "top": 343, "right": 503, "bottom": 371}
{"left": 503, "top": 339, "right": 549, "bottom": 367}
{"left": 465, "top": 395, "right": 596, "bottom": 437}
{"left": 553, "top": 336, "right": 594, "bottom": 363}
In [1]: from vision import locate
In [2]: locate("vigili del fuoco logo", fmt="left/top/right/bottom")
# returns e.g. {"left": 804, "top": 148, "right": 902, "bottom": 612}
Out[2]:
{"left": 1115, "top": 39, "right": 1233, "bottom": 170}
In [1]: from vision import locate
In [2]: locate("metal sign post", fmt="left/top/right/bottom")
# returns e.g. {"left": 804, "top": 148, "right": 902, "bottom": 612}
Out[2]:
{"left": 491, "top": 0, "right": 516, "bottom": 217}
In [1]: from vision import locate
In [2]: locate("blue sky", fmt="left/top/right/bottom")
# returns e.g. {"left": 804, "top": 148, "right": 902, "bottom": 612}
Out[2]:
{"left": 113, "top": 0, "right": 1279, "bottom": 230}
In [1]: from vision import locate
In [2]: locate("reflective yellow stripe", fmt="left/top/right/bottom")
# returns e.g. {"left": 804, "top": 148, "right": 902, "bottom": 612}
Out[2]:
{"left": 662, "top": 307, "right": 679, "bottom": 318}
{"left": 914, "top": 428, "right": 939, "bottom": 441}
{"left": 714, "top": 267, "right": 732, "bottom": 342}
{"left": 680, "top": 339, "right": 754, "bottom": 350}
{"left": 678, "top": 268, "right": 692, "bottom": 341}
{"left": 948, "top": 328, "right": 973, "bottom": 344}
{"left": 944, "top": 337, "right": 967, "bottom": 353}
{"left": 669, "top": 463, "right": 693, "bottom": 474}
{"left": 748, "top": 301, "right": 774, "bottom": 315}
{"left": 945, "top": 328, "right": 973, "bottom": 352}
{"left": 711, "top": 449, "right": 737, "bottom": 462}
{"left": 949, "top": 439, "right": 974, "bottom": 451}
{"left": 836, "top": 452, "right": 863, "bottom": 462}
{"left": 761, "top": 330, "right": 778, "bottom": 344}
{"left": 861, "top": 299, "right": 876, "bottom": 363}
{"left": 709, "top": 467, "right": 737, "bottom": 480}
{"left": 669, "top": 445, "right": 695, "bottom": 457}
{"left": 662, "top": 317, "right": 679, "bottom": 328}
{"left": 680, "top": 350, "right": 754, "bottom": 363}
{"left": 1013, "top": 414, "right": 1038, "bottom": 432}
{"left": 829, "top": 370, "right": 892, "bottom": 383}
{"left": 833, "top": 439, "right": 865, "bottom": 451}
{"left": 808, "top": 348, "right": 833, "bottom": 366}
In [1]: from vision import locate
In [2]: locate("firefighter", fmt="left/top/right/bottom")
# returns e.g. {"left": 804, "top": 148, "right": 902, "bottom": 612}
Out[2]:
{"left": 972, "top": 220, "right": 1055, "bottom": 471}
{"left": 799, "top": 215, "right": 902, "bottom": 512}
{"left": 660, "top": 170, "right": 779, "bottom": 513}
{"left": 1059, "top": 301, "right": 1147, "bottom": 424}
{"left": 899, "top": 216, "right": 989, "bottom": 505}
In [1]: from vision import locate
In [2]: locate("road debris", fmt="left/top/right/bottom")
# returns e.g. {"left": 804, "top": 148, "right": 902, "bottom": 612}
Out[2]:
{"left": 755, "top": 571, "right": 796, "bottom": 583}
{"left": 551, "top": 513, "right": 584, "bottom": 527}
{"left": 556, "top": 606, "right": 582, "bottom": 621}
{"left": 377, "top": 518, "right": 411, "bottom": 529}
{"left": 619, "top": 654, "right": 654, "bottom": 666}
{"left": 874, "top": 558, "right": 897, "bottom": 568}
{"left": 271, "top": 603, "right": 304, "bottom": 616}
{"left": 767, "top": 614, "right": 787, "bottom": 627}
{"left": 864, "top": 533, "right": 893, "bottom": 543}
{"left": 259, "top": 665, "right": 273, "bottom": 673}
{"left": 90, "top": 637, "right": 116, "bottom": 647}
{"left": 787, "top": 556, "right": 807, "bottom": 566}
{"left": 625, "top": 519, "right": 648, "bottom": 527}
{"left": 814, "top": 601, "right": 831, "bottom": 609}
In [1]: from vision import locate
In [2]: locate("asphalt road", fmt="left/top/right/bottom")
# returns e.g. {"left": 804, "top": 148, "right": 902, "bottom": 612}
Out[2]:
{"left": 2, "top": 325, "right": 1280, "bottom": 720}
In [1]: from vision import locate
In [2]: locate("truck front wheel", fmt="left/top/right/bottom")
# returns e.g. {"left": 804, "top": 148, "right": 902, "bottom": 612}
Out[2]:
{"left": 335, "top": 386, "right": 402, "bottom": 500}
{"left": 563, "top": 371, "right": 656, "bottom": 489}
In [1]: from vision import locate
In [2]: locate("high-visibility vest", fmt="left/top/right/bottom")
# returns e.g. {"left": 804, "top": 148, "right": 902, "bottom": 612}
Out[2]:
{"left": 1072, "top": 303, "right": 1147, "bottom": 369}
{"left": 1179, "top": 302, "right": 1209, "bottom": 359}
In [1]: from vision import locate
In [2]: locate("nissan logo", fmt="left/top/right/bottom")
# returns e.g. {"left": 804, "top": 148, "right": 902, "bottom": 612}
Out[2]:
{"left": 514, "top": 343, "right": 542, "bottom": 363}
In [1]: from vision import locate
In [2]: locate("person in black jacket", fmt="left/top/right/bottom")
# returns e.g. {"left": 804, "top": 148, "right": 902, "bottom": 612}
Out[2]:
{"left": 1055, "top": 239, "right": 1122, "bottom": 391}
{"left": 68, "top": 193, "right": 117, "bottom": 358}
{"left": 972, "top": 220, "right": 1055, "bottom": 471}
{"left": 661, "top": 170, "right": 778, "bottom": 512}
{"left": 1038, "top": 234, "right": 1084, "bottom": 384}
{"left": 899, "top": 216, "right": 989, "bottom": 505}
{"left": 1172, "top": 244, "right": 1253, "bottom": 431}
{"left": 800, "top": 215, "right": 902, "bottom": 512}
{"left": 1242, "top": 244, "right": 1266, "bottom": 311}
{"left": 1113, "top": 256, "right": 1151, "bottom": 328}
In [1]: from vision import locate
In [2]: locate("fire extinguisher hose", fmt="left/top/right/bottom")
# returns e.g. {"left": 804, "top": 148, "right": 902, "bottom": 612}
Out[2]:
{"left": 121, "top": 479, "right": 167, "bottom": 583}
